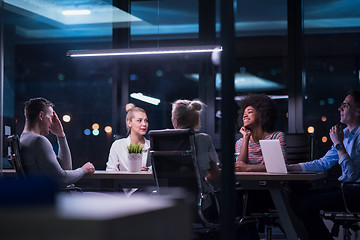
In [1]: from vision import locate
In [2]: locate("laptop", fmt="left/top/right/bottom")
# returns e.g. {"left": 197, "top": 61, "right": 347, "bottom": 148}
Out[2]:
{"left": 259, "top": 139, "right": 288, "bottom": 174}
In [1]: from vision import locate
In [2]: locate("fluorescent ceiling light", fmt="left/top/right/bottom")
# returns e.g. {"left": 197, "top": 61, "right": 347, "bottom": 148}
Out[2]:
{"left": 130, "top": 93, "right": 161, "bottom": 105}
{"left": 62, "top": 10, "right": 91, "bottom": 16}
{"left": 216, "top": 95, "right": 288, "bottom": 102}
{"left": 66, "top": 45, "right": 222, "bottom": 57}
{"left": 267, "top": 95, "right": 288, "bottom": 100}
{"left": 185, "top": 72, "right": 285, "bottom": 92}
{"left": 230, "top": 95, "right": 288, "bottom": 101}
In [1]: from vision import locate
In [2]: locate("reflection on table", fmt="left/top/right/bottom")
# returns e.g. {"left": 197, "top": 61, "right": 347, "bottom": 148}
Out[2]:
{"left": 0, "top": 192, "right": 191, "bottom": 240}
{"left": 1, "top": 169, "right": 16, "bottom": 176}
{"left": 77, "top": 170, "right": 155, "bottom": 191}
{"left": 86, "top": 170, "right": 154, "bottom": 179}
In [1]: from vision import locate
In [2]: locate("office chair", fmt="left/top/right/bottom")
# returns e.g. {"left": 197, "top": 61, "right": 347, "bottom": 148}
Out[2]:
{"left": 285, "top": 133, "right": 313, "bottom": 164}
{"left": 7, "top": 135, "right": 82, "bottom": 193}
{"left": 321, "top": 182, "right": 360, "bottom": 240}
{"left": 7, "top": 135, "right": 26, "bottom": 178}
{"left": 148, "top": 129, "right": 220, "bottom": 238}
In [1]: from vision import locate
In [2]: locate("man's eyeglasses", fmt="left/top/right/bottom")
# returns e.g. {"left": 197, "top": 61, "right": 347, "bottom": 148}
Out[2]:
{"left": 340, "top": 103, "right": 350, "bottom": 108}
{"left": 340, "top": 102, "right": 360, "bottom": 109}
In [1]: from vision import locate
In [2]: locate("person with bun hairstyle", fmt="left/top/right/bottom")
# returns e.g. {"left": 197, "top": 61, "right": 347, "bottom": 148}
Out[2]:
{"left": 106, "top": 103, "right": 150, "bottom": 172}
{"left": 171, "top": 99, "right": 221, "bottom": 212}
{"left": 235, "top": 94, "right": 286, "bottom": 172}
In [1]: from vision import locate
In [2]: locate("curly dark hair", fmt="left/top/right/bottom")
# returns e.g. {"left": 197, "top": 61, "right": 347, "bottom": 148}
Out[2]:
{"left": 237, "top": 94, "right": 278, "bottom": 132}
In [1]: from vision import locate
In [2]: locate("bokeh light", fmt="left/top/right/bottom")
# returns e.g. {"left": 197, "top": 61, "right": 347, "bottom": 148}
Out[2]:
{"left": 322, "top": 136, "right": 328, "bottom": 143}
{"left": 62, "top": 115, "right": 71, "bottom": 122}
{"left": 92, "top": 129, "right": 100, "bottom": 136}
{"left": 92, "top": 123, "right": 99, "bottom": 130}
{"left": 321, "top": 116, "right": 327, "bottom": 122}
{"left": 84, "top": 129, "right": 91, "bottom": 136}
{"left": 327, "top": 98, "right": 335, "bottom": 104}
{"left": 307, "top": 126, "right": 315, "bottom": 134}
{"left": 105, "top": 126, "right": 112, "bottom": 133}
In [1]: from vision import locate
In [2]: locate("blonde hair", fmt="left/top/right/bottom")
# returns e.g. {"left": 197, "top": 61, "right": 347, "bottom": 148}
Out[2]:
{"left": 171, "top": 99, "right": 203, "bottom": 131}
{"left": 125, "top": 103, "right": 146, "bottom": 133}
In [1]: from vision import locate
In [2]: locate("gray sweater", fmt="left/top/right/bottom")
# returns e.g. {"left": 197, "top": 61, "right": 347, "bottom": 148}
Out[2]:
{"left": 20, "top": 132, "right": 85, "bottom": 187}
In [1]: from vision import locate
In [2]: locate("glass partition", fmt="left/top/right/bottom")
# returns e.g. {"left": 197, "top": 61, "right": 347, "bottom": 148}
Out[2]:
{"left": 303, "top": 1, "right": 360, "bottom": 161}
{"left": 2, "top": 0, "right": 360, "bottom": 171}
{"left": 1, "top": 0, "right": 202, "bottom": 170}
{"left": 215, "top": 0, "right": 289, "bottom": 144}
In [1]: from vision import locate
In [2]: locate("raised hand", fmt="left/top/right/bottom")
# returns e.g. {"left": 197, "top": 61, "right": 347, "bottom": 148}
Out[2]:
{"left": 329, "top": 124, "right": 344, "bottom": 145}
{"left": 240, "top": 126, "right": 251, "bottom": 139}
{"left": 50, "top": 111, "right": 65, "bottom": 137}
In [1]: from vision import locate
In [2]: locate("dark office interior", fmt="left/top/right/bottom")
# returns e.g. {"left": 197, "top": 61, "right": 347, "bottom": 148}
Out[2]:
{"left": 1, "top": 0, "right": 360, "bottom": 239}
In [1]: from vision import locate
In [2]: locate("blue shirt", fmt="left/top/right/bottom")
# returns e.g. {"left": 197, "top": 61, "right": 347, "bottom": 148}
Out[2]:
{"left": 300, "top": 124, "right": 360, "bottom": 182}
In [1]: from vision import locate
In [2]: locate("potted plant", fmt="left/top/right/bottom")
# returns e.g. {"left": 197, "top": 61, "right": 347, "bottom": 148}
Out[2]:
{"left": 127, "top": 142, "right": 144, "bottom": 154}
{"left": 127, "top": 143, "right": 143, "bottom": 172}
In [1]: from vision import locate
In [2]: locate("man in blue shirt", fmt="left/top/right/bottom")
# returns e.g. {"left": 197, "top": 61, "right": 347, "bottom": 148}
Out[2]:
{"left": 288, "top": 90, "right": 360, "bottom": 240}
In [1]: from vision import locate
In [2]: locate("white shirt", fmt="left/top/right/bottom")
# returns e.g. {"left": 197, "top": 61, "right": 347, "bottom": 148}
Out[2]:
{"left": 106, "top": 136, "right": 150, "bottom": 171}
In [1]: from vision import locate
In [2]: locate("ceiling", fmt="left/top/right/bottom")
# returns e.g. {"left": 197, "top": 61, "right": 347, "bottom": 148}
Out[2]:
{"left": 4, "top": 0, "right": 360, "bottom": 41}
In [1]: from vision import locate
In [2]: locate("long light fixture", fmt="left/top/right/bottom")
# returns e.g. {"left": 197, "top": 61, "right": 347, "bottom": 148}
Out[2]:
{"left": 130, "top": 93, "right": 161, "bottom": 105}
{"left": 215, "top": 95, "right": 289, "bottom": 101}
{"left": 67, "top": 45, "right": 222, "bottom": 57}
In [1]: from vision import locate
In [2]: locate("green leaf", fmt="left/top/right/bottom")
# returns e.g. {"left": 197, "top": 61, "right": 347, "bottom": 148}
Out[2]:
{"left": 127, "top": 142, "right": 144, "bottom": 154}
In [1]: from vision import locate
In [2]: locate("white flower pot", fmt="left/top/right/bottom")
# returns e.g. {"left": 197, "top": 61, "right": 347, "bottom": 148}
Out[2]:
{"left": 128, "top": 153, "right": 142, "bottom": 172}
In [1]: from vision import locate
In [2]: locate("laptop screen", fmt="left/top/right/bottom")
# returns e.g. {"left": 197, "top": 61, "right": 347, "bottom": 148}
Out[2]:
{"left": 259, "top": 139, "right": 288, "bottom": 174}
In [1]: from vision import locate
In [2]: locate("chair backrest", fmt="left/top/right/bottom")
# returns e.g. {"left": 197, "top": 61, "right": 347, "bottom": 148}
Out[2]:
{"left": 7, "top": 135, "right": 26, "bottom": 178}
{"left": 149, "top": 129, "right": 202, "bottom": 197}
{"left": 149, "top": 129, "right": 220, "bottom": 228}
{"left": 285, "top": 133, "right": 313, "bottom": 164}
{"left": 341, "top": 182, "right": 360, "bottom": 213}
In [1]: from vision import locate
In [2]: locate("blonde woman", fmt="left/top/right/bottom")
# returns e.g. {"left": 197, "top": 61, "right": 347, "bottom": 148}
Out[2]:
{"left": 106, "top": 103, "right": 150, "bottom": 172}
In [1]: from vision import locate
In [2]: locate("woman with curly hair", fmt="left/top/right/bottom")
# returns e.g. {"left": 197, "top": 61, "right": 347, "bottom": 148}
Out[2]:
{"left": 235, "top": 94, "right": 286, "bottom": 172}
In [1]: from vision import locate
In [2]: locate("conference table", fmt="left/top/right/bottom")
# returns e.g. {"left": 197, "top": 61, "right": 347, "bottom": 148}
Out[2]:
{"left": 235, "top": 171, "right": 327, "bottom": 240}
{"left": 1, "top": 169, "right": 16, "bottom": 176}
{"left": 86, "top": 170, "right": 153, "bottom": 180}
{"left": 2, "top": 169, "right": 326, "bottom": 239}
{"left": 84, "top": 170, "right": 326, "bottom": 240}
{"left": 79, "top": 170, "right": 156, "bottom": 191}
{"left": 0, "top": 192, "right": 191, "bottom": 240}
